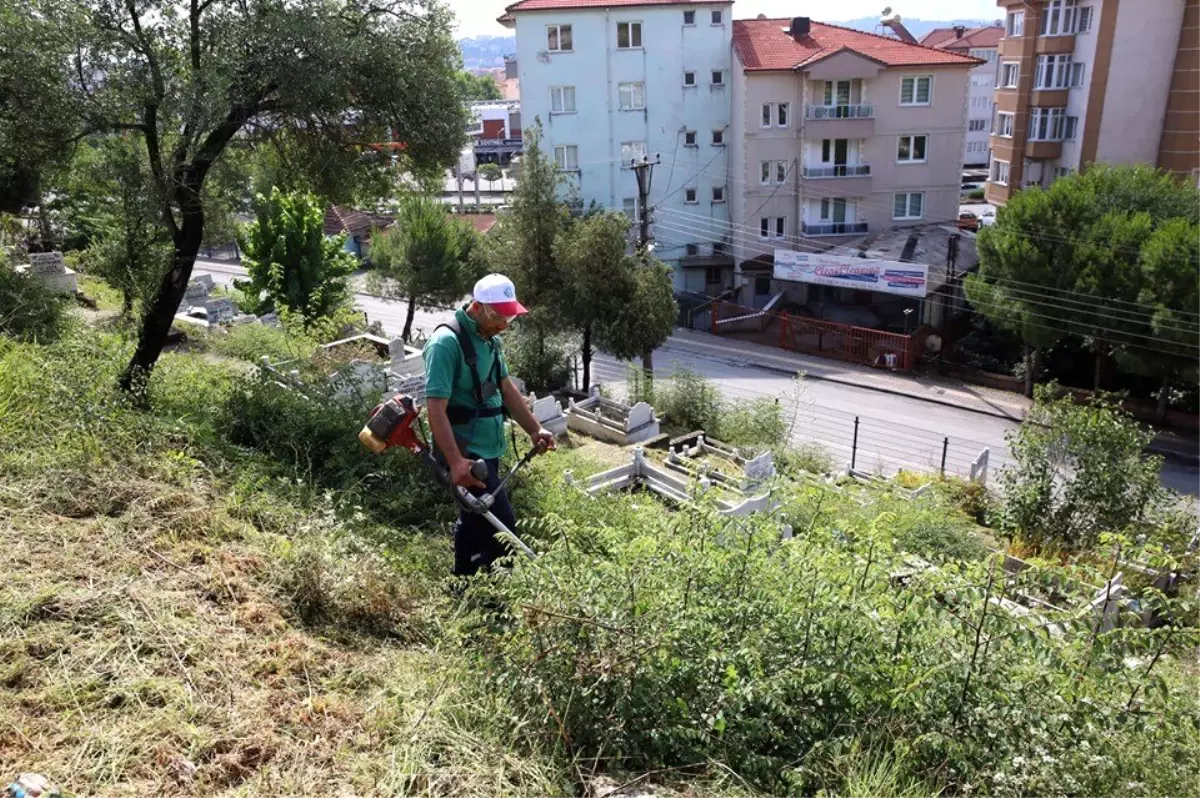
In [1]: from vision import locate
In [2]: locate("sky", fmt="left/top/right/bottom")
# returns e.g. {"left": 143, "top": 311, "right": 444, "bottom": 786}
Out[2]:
{"left": 450, "top": 0, "right": 1004, "bottom": 39}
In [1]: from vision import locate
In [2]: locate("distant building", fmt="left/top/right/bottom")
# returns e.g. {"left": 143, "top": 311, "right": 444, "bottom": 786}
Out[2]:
{"left": 920, "top": 24, "right": 1004, "bottom": 167}
{"left": 729, "top": 16, "right": 978, "bottom": 308}
{"left": 501, "top": 0, "right": 734, "bottom": 292}
{"left": 324, "top": 206, "right": 394, "bottom": 260}
{"left": 985, "top": 0, "right": 1199, "bottom": 204}
{"left": 468, "top": 100, "right": 523, "bottom": 166}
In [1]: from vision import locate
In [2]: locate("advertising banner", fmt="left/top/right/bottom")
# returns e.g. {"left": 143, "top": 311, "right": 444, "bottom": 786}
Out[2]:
{"left": 773, "top": 249, "right": 928, "bottom": 298}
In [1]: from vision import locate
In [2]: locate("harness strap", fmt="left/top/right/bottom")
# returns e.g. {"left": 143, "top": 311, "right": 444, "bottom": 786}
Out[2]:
{"left": 434, "top": 317, "right": 504, "bottom": 424}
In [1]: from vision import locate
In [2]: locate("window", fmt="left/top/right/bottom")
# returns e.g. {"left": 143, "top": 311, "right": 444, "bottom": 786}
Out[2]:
{"left": 969, "top": 48, "right": 996, "bottom": 62}
{"left": 995, "top": 111, "right": 1014, "bottom": 137}
{"left": 1028, "top": 107, "right": 1066, "bottom": 140}
{"left": 777, "top": 102, "right": 789, "bottom": 127}
{"left": 760, "top": 217, "right": 785, "bottom": 239}
{"left": 683, "top": 70, "right": 696, "bottom": 87}
{"left": 711, "top": 129, "right": 724, "bottom": 146}
{"left": 776, "top": 160, "right": 788, "bottom": 183}
{"left": 760, "top": 160, "right": 788, "bottom": 185}
{"left": 897, "top": 134, "right": 927, "bottom": 162}
{"left": 711, "top": 9, "right": 722, "bottom": 24}
{"left": 686, "top": 243, "right": 699, "bottom": 256}
{"left": 683, "top": 9, "right": 695, "bottom": 25}
{"left": 1006, "top": 11, "right": 1024, "bottom": 36}
{"left": 684, "top": 187, "right": 698, "bottom": 204}
{"left": 1035, "top": 54, "right": 1075, "bottom": 89}
{"left": 761, "top": 103, "right": 772, "bottom": 128}
{"left": 971, "top": 96, "right": 991, "bottom": 109}
{"left": 553, "top": 144, "right": 578, "bottom": 170}
{"left": 967, "top": 140, "right": 989, "bottom": 153}
{"left": 550, "top": 86, "right": 576, "bottom": 114}
{"left": 712, "top": 241, "right": 728, "bottom": 255}
{"left": 1053, "top": 166, "right": 1075, "bottom": 179}
{"left": 1070, "top": 62, "right": 1085, "bottom": 87}
{"left": 1040, "top": 0, "right": 1080, "bottom": 36}
{"left": 990, "top": 157, "right": 1010, "bottom": 185}
{"left": 711, "top": 70, "right": 724, "bottom": 86}
{"left": 623, "top": 197, "right": 638, "bottom": 219}
{"left": 755, "top": 276, "right": 771, "bottom": 296}
{"left": 1077, "top": 6, "right": 1093, "bottom": 32}
{"left": 760, "top": 160, "right": 771, "bottom": 185}
{"left": 712, "top": 186, "right": 725, "bottom": 203}
{"left": 969, "top": 119, "right": 987, "bottom": 132}
{"left": 616, "top": 21, "right": 642, "bottom": 48}
{"left": 1064, "top": 115, "right": 1079, "bottom": 139}
{"left": 621, "top": 140, "right": 646, "bottom": 164}
{"left": 705, "top": 265, "right": 722, "bottom": 283}
{"left": 684, "top": 130, "right": 697, "bottom": 146}
{"left": 971, "top": 74, "right": 993, "bottom": 88}
{"left": 618, "top": 82, "right": 645, "bottom": 110}
{"left": 899, "top": 75, "right": 932, "bottom": 105}
{"left": 547, "top": 24, "right": 573, "bottom": 52}
{"left": 893, "top": 192, "right": 925, "bottom": 220}
{"left": 1000, "top": 62, "right": 1019, "bottom": 88}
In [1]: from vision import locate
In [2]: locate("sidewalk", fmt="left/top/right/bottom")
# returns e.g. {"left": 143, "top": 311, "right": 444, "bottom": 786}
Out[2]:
{"left": 665, "top": 328, "right": 1032, "bottom": 421}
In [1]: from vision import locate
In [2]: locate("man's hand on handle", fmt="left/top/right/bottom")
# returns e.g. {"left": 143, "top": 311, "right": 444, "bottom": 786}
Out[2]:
{"left": 450, "top": 456, "right": 488, "bottom": 490}
{"left": 531, "top": 427, "right": 557, "bottom": 454}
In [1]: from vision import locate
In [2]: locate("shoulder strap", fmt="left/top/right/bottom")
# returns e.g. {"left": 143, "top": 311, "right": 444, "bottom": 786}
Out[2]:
{"left": 435, "top": 318, "right": 484, "bottom": 407}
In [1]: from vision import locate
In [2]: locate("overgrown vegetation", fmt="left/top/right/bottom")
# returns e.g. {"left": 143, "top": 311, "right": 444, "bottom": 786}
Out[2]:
{"left": 1, "top": 307, "right": 1196, "bottom": 796}
{"left": 0, "top": 257, "right": 70, "bottom": 341}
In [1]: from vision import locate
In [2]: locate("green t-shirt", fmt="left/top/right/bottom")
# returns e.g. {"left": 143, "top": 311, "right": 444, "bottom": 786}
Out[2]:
{"left": 423, "top": 306, "right": 511, "bottom": 460}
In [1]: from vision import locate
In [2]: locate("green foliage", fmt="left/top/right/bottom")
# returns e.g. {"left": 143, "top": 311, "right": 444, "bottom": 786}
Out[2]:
{"left": 998, "top": 385, "right": 1185, "bottom": 552}
{"left": 195, "top": 321, "right": 318, "bottom": 364}
{"left": 455, "top": 70, "right": 502, "bottom": 101}
{"left": 503, "top": 322, "right": 577, "bottom": 393}
{"left": 471, "top": 496, "right": 1199, "bottom": 796}
{"left": 369, "top": 193, "right": 484, "bottom": 341}
{"left": 594, "top": 258, "right": 678, "bottom": 362}
{"left": 235, "top": 188, "right": 358, "bottom": 326}
{"left": 649, "top": 367, "right": 790, "bottom": 449}
{"left": 478, "top": 163, "right": 503, "bottom": 189}
{"left": 0, "top": 260, "right": 70, "bottom": 342}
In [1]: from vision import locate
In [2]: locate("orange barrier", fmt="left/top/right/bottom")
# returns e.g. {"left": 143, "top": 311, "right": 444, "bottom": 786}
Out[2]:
{"left": 712, "top": 301, "right": 917, "bottom": 372}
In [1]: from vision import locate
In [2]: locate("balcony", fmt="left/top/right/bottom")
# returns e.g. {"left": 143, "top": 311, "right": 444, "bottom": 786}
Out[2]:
{"left": 804, "top": 104, "right": 874, "bottom": 120}
{"left": 1026, "top": 139, "right": 1063, "bottom": 159}
{"left": 802, "top": 164, "right": 871, "bottom": 179}
{"left": 803, "top": 104, "right": 875, "bottom": 137}
{"left": 801, "top": 221, "right": 869, "bottom": 237}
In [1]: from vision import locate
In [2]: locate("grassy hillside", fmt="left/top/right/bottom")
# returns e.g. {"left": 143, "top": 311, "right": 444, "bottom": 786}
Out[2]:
{"left": 1, "top": 308, "right": 1197, "bottom": 796}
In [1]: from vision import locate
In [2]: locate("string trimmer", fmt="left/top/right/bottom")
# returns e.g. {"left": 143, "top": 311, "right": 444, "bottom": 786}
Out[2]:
{"left": 358, "top": 394, "right": 538, "bottom": 559}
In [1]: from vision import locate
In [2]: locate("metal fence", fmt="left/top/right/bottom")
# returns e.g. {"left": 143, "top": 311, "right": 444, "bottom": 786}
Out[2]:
{"left": 712, "top": 301, "right": 919, "bottom": 372}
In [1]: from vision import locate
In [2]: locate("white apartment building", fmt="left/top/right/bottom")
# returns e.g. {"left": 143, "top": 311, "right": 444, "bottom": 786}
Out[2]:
{"left": 920, "top": 24, "right": 1004, "bottom": 167}
{"left": 729, "top": 17, "right": 978, "bottom": 306}
{"left": 501, "top": 0, "right": 734, "bottom": 292}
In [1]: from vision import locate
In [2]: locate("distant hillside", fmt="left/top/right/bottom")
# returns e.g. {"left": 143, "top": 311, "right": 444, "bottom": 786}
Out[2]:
{"left": 832, "top": 17, "right": 999, "bottom": 39}
{"left": 459, "top": 35, "right": 515, "bottom": 71}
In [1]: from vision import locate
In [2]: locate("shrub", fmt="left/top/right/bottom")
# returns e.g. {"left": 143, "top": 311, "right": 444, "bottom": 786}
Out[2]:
{"left": 503, "top": 321, "right": 576, "bottom": 393}
{"left": 998, "top": 386, "right": 1186, "bottom": 552}
{"left": 0, "top": 260, "right": 71, "bottom": 342}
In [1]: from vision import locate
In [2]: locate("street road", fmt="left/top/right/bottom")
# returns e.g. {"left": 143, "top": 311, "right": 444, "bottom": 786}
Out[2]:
{"left": 192, "top": 259, "right": 1197, "bottom": 495}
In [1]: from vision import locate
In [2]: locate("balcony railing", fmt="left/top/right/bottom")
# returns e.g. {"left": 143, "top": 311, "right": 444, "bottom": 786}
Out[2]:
{"left": 802, "top": 164, "right": 871, "bottom": 179}
{"left": 801, "top": 221, "right": 869, "bottom": 236}
{"left": 804, "top": 104, "right": 874, "bottom": 120}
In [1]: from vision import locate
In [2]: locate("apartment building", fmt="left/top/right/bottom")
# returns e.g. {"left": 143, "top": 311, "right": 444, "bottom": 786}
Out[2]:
{"left": 986, "top": 0, "right": 1199, "bottom": 204}
{"left": 501, "top": 0, "right": 734, "bottom": 292}
{"left": 920, "top": 24, "right": 1004, "bottom": 167}
{"left": 728, "top": 17, "right": 977, "bottom": 279}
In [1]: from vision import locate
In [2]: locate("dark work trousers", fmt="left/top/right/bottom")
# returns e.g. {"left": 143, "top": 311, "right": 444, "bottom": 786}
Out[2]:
{"left": 453, "top": 457, "right": 519, "bottom": 576}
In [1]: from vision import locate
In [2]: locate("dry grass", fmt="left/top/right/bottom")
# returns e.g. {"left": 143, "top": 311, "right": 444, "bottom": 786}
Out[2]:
{"left": 0, "top": 470, "right": 565, "bottom": 796}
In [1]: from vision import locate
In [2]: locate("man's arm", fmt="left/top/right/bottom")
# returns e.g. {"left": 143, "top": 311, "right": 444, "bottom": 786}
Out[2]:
{"left": 426, "top": 398, "right": 487, "bottom": 489}
{"left": 501, "top": 377, "right": 556, "bottom": 453}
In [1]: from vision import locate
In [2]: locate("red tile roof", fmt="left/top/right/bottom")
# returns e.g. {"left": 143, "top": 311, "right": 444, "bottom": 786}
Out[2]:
{"left": 732, "top": 18, "right": 981, "bottom": 72}
{"left": 458, "top": 213, "right": 498, "bottom": 235}
{"left": 506, "top": 0, "right": 724, "bottom": 11}
{"left": 324, "top": 206, "right": 394, "bottom": 239}
{"left": 920, "top": 25, "right": 1004, "bottom": 51}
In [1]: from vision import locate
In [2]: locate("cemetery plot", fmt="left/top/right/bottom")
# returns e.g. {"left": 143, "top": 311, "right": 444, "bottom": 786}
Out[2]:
{"left": 565, "top": 387, "right": 660, "bottom": 446}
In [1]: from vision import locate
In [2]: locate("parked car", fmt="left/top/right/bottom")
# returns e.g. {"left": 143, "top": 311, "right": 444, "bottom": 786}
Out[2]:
{"left": 957, "top": 211, "right": 980, "bottom": 232}
{"left": 980, "top": 208, "right": 996, "bottom": 226}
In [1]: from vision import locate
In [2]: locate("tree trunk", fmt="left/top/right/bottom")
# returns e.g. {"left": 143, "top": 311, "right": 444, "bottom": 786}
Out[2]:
{"left": 641, "top": 348, "right": 653, "bottom": 376}
{"left": 1023, "top": 344, "right": 1034, "bottom": 398}
{"left": 1093, "top": 341, "right": 1105, "bottom": 392}
{"left": 581, "top": 323, "right": 592, "bottom": 392}
{"left": 118, "top": 206, "right": 203, "bottom": 395}
{"left": 1030, "top": 348, "right": 1042, "bottom": 397}
{"left": 121, "top": 291, "right": 134, "bottom": 318}
{"left": 402, "top": 294, "right": 417, "bottom": 343}
{"left": 1155, "top": 374, "right": 1171, "bottom": 424}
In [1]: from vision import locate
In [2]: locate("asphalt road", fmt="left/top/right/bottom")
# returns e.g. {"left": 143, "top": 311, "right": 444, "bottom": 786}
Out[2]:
{"left": 191, "top": 259, "right": 1198, "bottom": 495}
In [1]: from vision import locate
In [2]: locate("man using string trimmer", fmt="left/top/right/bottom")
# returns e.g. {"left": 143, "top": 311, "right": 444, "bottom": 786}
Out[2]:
{"left": 422, "top": 274, "right": 555, "bottom": 576}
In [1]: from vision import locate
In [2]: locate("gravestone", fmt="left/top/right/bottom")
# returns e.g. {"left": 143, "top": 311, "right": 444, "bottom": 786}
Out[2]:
{"left": 529, "top": 394, "right": 568, "bottom": 437}
{"left": 259, "top": 312, "right": 281, "bottom": 328}
{"left": 204, "top": 297, "right": 236, "bottom": 325}
{"left": 28, "top": 252, "right": 65, "bottom": 274}
{"left": 509, "top": 376, "right": 527, "bottom": 395}
{"left": 184, "top": 275, "right": 213, "bottom": 301}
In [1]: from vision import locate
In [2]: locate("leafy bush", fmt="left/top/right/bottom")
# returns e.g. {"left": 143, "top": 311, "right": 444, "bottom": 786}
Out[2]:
{"left": 648, "top": 367, "right": 793, "bottom": 449}
{"left": 197, "top": 321, "right": 319, "bottom": 364}
{"left": 0, "top": 260, "right": 71, "bottom": 342}
{"left": 503, "top": 321, "right": 576, "bottom": 393}
{"left": 471, "top": 494, "right": 1199, "bottom": 796}
{"left": 999, "top": 386, "right": 1188, "bottom": 552}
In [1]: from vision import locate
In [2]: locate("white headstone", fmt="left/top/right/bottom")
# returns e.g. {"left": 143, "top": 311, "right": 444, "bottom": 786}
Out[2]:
{"left": 184, "top": 275, "right": 213, "bottom": 299}
{"left": 626, "top": 401, "right": 654, "bottom": 431}
{"left": 531, "top": 395, "right": 563, "bottom": 423}
{"left": 28, "top": 251, "right": 66, "bottom": 275}
{"left": 205, "top": 297, "right": 236, "bottom": 325}
{"left": 509, "top": 376, "right": 527, "bottom": 395}
{"left": 743, "top": 452, "right": 776, "bottom": 483}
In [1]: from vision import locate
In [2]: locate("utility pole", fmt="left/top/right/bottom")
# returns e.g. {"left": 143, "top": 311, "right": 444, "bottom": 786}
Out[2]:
{"left": 632, "top": 153, "right": 661, "bottom": 374}
{"left": 455, "top": 166, "right": 465, "bottom": 214}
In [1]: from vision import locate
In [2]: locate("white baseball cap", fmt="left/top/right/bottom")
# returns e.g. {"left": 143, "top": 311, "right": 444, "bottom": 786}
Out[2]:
{"left": 473, "top": 273, "right": 528, "bottom": 317}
